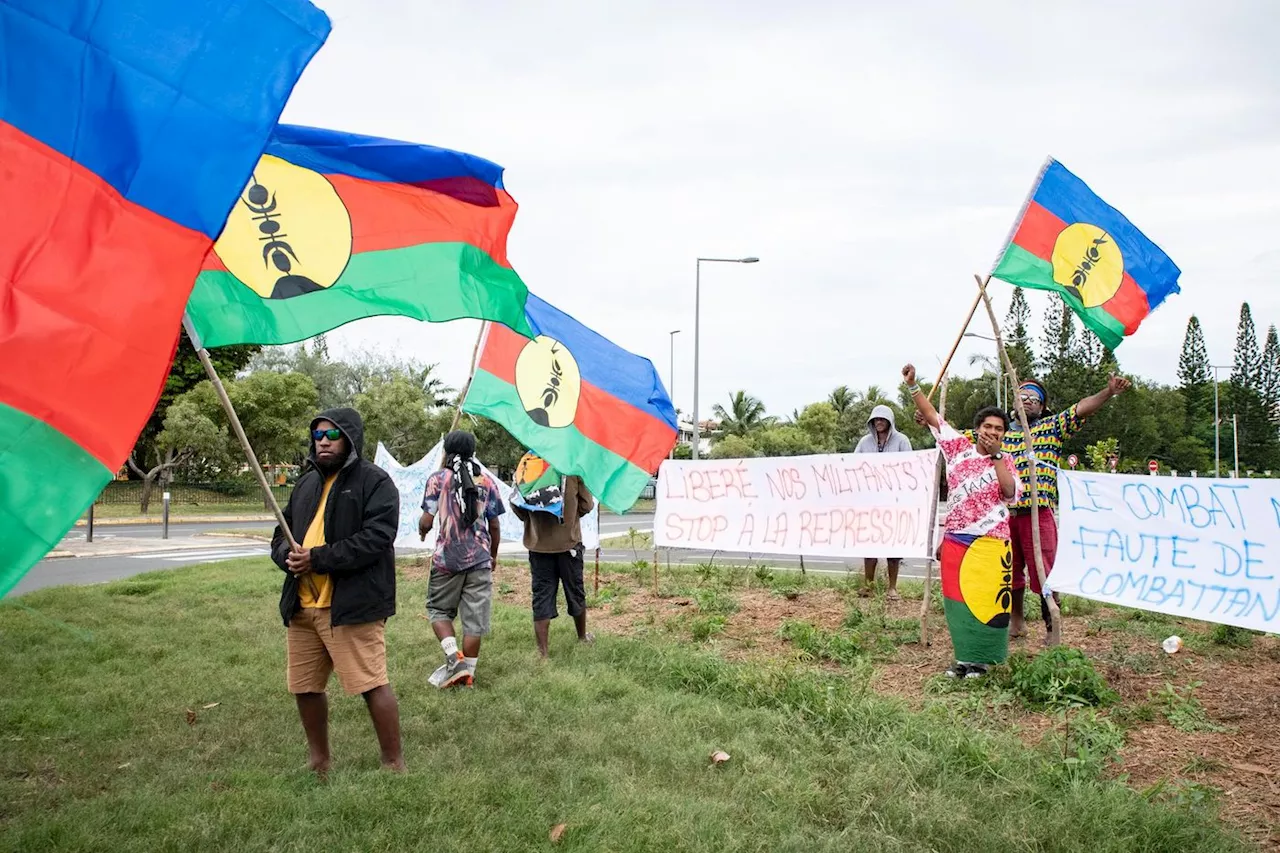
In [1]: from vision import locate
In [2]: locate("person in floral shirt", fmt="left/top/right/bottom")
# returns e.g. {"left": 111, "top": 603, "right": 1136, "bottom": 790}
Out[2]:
{"left": 905, "top": 363, "right": 1021, "bottom": 678}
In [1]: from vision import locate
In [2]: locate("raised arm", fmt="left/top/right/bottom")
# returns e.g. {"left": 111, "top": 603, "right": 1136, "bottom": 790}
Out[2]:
{"left": 903, "top": 363, "right": 939, "bottom": 430}
{"left": 1075, "top": 373, "right": 1132, "bottom": 419}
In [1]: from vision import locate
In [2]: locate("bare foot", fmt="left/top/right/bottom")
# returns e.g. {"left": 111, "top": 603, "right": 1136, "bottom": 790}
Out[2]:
{"left": 308, "top": 757, "right": 331, "bottom": 780}
{"left": 1010, "top": 619, "right": 1026, "bottom": 639}
{"left": 381, "top": 759, "right": 407, "bottom": 773}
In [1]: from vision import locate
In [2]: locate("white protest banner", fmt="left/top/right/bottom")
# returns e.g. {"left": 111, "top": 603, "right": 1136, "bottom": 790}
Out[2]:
{"left": 374, "top": 441, "right": 442, "bottom": 551}
{"left": 373, "top": 443, "right": 599, "bottom": 552}
{"left": 655, "top": 450, "right": 939, "bottom": 558}
{"left": 1054, "top": 471, "right": 1280, "bottom": 633}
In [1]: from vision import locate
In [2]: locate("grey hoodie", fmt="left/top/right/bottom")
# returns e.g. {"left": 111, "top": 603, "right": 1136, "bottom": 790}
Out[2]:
{"left": 853, "top": 405, "right": 912, "bottom": 453}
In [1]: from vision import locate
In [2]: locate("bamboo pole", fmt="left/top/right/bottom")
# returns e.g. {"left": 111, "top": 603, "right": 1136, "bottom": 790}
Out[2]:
{"left": 925, "top": 281, "right": 987, "bottom": 403}
{"left": 920, "top": 376, "right": 949, "bottom": 646}
{"left": 450, "top": 322, "right": 488, "bottom": 432}
{"left": 181, "top": 316, "right": 318, "bottom": 599}
{"left": 972, "top": 275, "right": 1062, "bottom": 646}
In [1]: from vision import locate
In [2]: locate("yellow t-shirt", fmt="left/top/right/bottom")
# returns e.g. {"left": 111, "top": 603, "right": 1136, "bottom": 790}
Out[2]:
{"left": 298, "top": 474, "right": 338, "bottom": 609}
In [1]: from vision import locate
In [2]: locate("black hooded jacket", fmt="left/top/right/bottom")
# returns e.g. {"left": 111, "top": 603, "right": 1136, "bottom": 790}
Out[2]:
{"left": 271, "top": 407, "right": 399, "bottom": 627}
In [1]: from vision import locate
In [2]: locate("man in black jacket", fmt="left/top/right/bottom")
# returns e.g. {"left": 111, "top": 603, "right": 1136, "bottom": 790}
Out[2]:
{"left": 271, "top": 407, "right": 404, "bottom": 773}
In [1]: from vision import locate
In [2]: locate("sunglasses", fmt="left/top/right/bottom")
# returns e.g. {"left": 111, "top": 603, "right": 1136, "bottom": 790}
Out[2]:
{"left": 312, "top": 428, "right": 342, "bottom": 441}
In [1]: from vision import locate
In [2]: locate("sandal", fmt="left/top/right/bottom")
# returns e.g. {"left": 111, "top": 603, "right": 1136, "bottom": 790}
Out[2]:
{"left": 886, "top": 589, "right": 901, "bottom": 601}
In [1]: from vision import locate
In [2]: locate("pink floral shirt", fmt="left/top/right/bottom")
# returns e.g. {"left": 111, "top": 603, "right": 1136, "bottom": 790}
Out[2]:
{"left": 932, "top": 420, "right": 1021, "bottom": 539}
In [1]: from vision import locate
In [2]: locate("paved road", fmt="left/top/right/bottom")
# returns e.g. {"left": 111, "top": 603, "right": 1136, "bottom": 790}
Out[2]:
{"left": 11, "top": 513, "right": 931, "bottom": 597}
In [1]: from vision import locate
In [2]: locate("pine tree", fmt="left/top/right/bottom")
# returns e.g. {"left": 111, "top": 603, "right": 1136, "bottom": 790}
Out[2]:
{"left": 1228, "top": 303, "right": 1279, "bottom": 472}
{"left": 1231, "top": 302, "right": 1261, "bottom": 389}
{"left": 1177, "top": 315, "right": 1211, "bottom": 388}
{"left": 1002, "top": 288, "right": 1036, "bottom": 383}
{"left": 1039, "top": 296, "right": 1076, "bottom": 374}
{"left": 1077, "top": 327, "right": 1103, "bottom": 368}
{"left": 1005, "top": 288, "right": 1031, "bottom": 347}
{"left": 1263, "top": 324, "right": 1280, "bottom": 425}
{"left": 1178, "top": 315, "right": 1213, "bottom": 452}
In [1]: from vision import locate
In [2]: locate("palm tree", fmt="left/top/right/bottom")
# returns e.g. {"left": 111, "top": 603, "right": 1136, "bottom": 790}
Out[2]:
{"left": 828, "top": 385, "right": 854, "bottom": 417}
{"left": 410, "top": 363, "right": 456, "bottom": 408}
{"left": 712, "top": 390, "right": 772, "bottom": 437}
{"left": 967, "top": 353, "right": 1006, "bottom": 409}
{"left": 861, "top": 384, "right": 890, "bottom": 406}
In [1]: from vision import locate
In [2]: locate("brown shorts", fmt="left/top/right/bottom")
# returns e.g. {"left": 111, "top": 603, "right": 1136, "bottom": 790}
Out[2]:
{"left": 286, "top": 607, "right": 388, "bottom": 696}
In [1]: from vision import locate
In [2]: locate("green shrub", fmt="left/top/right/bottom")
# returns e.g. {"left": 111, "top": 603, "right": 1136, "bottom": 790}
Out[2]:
{"left": 689, "top": 614, "right": 727, "bottom": 642}
{"left": 1155, "top": 682, "right": 1228, "bottom": 733}
{"left": 694, "top": 588, "right": 739, "bottom": 616}
{"left": 1007, "top": 647, "right": 1118, "bottom": 709}
{"left": 1049, "top": 707, "right": 1125, "bottom": 779}
{"left": 1209, "top": 624, "right": 1254, "bottom": 649}
{"left": 778, "top": 620, "right": 864, "bottom": 665}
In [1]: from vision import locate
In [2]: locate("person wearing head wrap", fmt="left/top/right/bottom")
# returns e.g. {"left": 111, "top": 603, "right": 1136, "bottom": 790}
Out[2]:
{"left": 1000, "top": 373, "right": 1132, "bottom": 641}
{"left": 418, "top": 430, "right": 507, "bottom": 688}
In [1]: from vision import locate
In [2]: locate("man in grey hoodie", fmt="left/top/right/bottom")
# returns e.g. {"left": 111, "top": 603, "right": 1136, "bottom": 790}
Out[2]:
{"left": 853, "top": 405, "right": 912, "bottom": 600}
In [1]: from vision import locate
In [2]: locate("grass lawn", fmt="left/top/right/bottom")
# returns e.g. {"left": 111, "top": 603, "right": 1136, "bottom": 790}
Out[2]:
{"left": 599, "top": 529, "right": 654, "bottom": 550}
{"left": 205, "top": 529, "right": 274, "bottom": 541}
{"left": 87, "top": 502, "right": 272, "bottom": 520}
{"left": 605, "top": 498, "right": 654, "bottom": 516}
{"left": 0, "top": 559, "right": 1253, "bottom": 852}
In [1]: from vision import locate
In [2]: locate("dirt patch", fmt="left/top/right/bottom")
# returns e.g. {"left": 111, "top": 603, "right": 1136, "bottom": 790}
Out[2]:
{"left": 404, "top": 558, "right": 1280, "bottom": 848}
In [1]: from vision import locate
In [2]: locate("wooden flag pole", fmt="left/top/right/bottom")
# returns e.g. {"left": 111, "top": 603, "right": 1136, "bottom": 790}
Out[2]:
{"left": 972, "top": 275, "right": 1062, "bottom": 647}
{"left": 926, "top": 280, "right": 988, "bottom": 404}
{"left": 182, "top": 316, "right": 318, "bottom": 598}
{"left": 919, "top": 376, "right": 949, "bottom": 646}
{"left": 450, "top": 321, "right": 488, "bottom": 432}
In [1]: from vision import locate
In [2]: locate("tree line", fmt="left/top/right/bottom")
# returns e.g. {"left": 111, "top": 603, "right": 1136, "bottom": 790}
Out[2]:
{"left": 124, "top": 336, "right": 529, "bottom": 510}
{"left": 124, "top": 291, "right": 1280, "bottom": 511}
{"left": 693, "top": 292, "right": 1280, "bottom": 476}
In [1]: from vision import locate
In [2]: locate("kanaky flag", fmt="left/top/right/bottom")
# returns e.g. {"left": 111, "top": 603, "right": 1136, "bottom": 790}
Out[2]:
{"left": 463, "top": 295, "right": 677, "bottom": 512}
{"left": 992, "top": 158, "right": 1181, "bottom": 349}
{"left": 0, "top": 0, "right": 329, "bottom": 595}
{"left": 185, "top": 125, "right": 534, "bottom": 348}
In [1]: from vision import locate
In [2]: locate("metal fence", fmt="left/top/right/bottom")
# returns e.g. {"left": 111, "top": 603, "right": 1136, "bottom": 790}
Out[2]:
{"left": 97, "top": 480, "right": 291, "bottom": 505}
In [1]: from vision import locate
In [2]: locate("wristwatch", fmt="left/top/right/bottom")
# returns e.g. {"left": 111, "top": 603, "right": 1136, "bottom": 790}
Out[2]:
{"left": 991, "top": 451, "right": 1004, "bottom": 461}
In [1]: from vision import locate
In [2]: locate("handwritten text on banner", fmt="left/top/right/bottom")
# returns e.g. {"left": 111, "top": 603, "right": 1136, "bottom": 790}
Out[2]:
{"left": 655, "top": 450, "right": 940, "bottom": 558}
{"left": 1053, "top": 471, "right": 1280, "bottom": 633}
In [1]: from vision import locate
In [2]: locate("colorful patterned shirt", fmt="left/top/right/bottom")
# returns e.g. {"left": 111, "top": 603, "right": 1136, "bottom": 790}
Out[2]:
{"left": 932, "top": 420, "right": 1021, "bottom": 539}
{"left": 1002, "top": 405, "right": 1084, "bottom": 511}
{"left": 422, "top": 468, "right": 506, "bottom": 573}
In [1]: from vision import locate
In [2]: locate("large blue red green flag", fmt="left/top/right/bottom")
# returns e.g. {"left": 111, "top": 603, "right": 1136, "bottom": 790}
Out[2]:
{"left": 0, "top": 0, "right": 329, "bottom": 596}
{"left": 184, "top": 124, "right": 533, "bottom": 348}
{"left": 991, "top": 158, "right": 1181, "bottom": 349}
{"left": 462, "top": 295, "right": 678, "bottom": 512}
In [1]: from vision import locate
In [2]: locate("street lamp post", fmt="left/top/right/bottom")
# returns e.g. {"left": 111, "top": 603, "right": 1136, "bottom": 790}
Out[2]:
{"left": 963, "top": 332, "right": 1004, "bottom": 410}
{"left": 1211, "top": 364, "right": 1232, "bottom": 476}
{"left": 692, "top": 256, "right": 759, "bottom": 460}
{"left": 669, "top": 329, "right": 680, "bottom": 458}
{"left": 1232, "top": 414, "right": 1240, "bottom": 478}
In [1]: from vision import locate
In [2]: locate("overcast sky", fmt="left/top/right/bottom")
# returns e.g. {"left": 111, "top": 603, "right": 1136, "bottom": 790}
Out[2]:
{"left": 278, "top": 0, "right": 1280, "bottom": 419}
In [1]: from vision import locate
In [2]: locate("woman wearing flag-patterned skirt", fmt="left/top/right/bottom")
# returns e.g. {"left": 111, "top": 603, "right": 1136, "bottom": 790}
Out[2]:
{"left": 903, "top": 363, "right": 1022, "bottom": 678}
